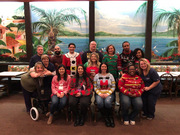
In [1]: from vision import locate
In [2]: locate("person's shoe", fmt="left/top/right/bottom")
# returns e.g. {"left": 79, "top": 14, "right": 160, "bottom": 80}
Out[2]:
{"left": 74, "top": 116, "right": 80, "bottom": 127}
{"left": 79, "top": 116, "right": 85, "bottom": 126}
{"left": 47, "top": 115, "right": 53, "bottom": 125}
{"left": 105, "top": 117, "right": 111, "bottom": 127}
{"left": 46, "top": 112, "right": 50, "bottom": 117}
{"left": 147, "top": 117, "right": 153, "bottom": 120}
{"left": 130, "top": 120, "right": 136, "bottom": 125}
{"left": 141, "top": 113, "right": 147, "bottom": 118}
{"left": 123, "top": 121, "right": 129, "bottom": 126}
{"left": 115, "top": 102, "right": 120, "bottom": 106}
{"left": 109, "top": 117, "right": 115, "bottom": 127}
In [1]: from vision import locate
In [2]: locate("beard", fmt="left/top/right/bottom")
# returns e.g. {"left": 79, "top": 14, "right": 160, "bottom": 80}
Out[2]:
{"left": 55, "top": 51, "right": 61, "bottom": 55}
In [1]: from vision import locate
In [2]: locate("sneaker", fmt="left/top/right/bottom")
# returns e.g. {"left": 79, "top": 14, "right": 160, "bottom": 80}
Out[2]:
{"left": 123, "top": 121, "right": 129, "bottom": 126}
{"left": 115, "top": 102, "right": 120, "bottom": 106}
{"left": 47, "top": 115, "right": 53, "bottom": 125}
{"left": 130, "top": 120, "right": 136, "bottom": 125}
{"left": 147, "top": 117, "right": 153, "bottom": 120}
{"left": 46, "top": 112, "right": 50, "bottom": 117}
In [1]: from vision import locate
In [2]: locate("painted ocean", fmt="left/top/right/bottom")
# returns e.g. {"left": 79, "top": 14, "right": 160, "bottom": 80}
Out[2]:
{"left": 57, "top": 37, "right": 177, "bottom": 56}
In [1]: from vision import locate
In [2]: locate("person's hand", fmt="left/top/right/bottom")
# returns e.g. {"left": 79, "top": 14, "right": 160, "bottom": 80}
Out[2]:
{"left": 144, "top": 87, "right": 150, "bottom": 91}
{"left": 99, "top": 94, "right": 105, "bottom": 98}
{"left": 103, "top": 94, "right": 109, "bottom": 98}
{"left": 57, "top": 92, "right": 61, "bottom": 98}
{"left": 75, "top": 92, "right": 81, "bottom": 97}
{"left": 59, "top": 92, "right": 65, "bottom": 98}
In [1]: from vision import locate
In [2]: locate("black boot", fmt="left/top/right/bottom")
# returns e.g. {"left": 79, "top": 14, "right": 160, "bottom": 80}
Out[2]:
{"left": 104, "top": 108, "right": 111, "bottom": 127}
{"left": 74, "top": 114, "right": 80, "bottom": 127}
{"left": 79, "top": 115, "right": 85, "bottom": 126}
{"left": 108, "top": 108, "right": 115, "bottom": 127}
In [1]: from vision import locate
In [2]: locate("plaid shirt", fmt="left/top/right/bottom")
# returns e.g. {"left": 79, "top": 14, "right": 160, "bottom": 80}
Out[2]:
{"left": 68, "top": 76, "right": 93, "bottom": 96}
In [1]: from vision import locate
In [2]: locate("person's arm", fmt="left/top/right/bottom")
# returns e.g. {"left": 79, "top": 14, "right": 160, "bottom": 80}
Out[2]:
{"left": 106, "top": 74, "right": 116, "bottom": 95}
{"left": 81, "top": 77, "right": 93, "bottom": 96}
{"left": 134, "top": 78, "right": 145, "bottom": 96}
{"left": 117, "top": 55, "right": 123, "bottom": 75}
{"left": 93, "top": 74, "right": 101, "bottom": 95}
{"left": 78, "top": 54, "right": 82, "bottom": 65}
{"left": 68, "top": 78, "right": 78, "bottom": 96}
{"left": 118, "top": 75, "right": 130, "bottom": 96}
{"left": 30, "top": 71, "right": 42, "bottom": 78}
{"left": 51, "top": 76, "right": 58, "bottom": 95}
{"left": 144, "top": 80, "right": 160, "bottom": 91}
{"left": 62, "top": 55, "right": 67, "bottom": 67}
{"left": 63, "top": 75, "right": 71, "bottom": 95}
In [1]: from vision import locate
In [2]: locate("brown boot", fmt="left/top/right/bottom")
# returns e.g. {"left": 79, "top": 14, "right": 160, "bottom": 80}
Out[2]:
{"left": 47, "top": 115, "right": 53, "bottom": 125}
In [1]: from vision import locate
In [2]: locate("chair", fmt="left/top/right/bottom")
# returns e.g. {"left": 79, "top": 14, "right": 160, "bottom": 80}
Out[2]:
{"left": 175, "top": 75, "right": 180, "bottom": 98}
{"left": 160, "top": 73, "right": 174, "bottom": 100}
{"left": 0, "top": 77, "right": 9, "bottom": 96}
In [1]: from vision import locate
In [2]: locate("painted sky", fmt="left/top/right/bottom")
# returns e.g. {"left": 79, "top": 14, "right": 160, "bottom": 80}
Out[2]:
{"left": 1, "top": 0, "right": 180, "bottom": 34}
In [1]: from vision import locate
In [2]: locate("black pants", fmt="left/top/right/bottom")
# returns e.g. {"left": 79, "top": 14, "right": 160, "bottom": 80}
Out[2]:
{"left": 22, "top": 87, "right": 37, "bottom": 112}
{"left": 142, "top": 91, "right": 160, "bottom": 118}
{"left": 69, "top": 95, "right": 91, "bottom": 116}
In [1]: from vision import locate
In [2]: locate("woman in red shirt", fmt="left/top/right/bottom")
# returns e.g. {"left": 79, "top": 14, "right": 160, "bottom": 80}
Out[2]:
{"left": 118, "top": 65, "right": 144, "bottom": 126}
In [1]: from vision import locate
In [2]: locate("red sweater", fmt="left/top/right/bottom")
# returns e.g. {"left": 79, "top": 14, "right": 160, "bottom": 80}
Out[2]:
{"left": 118, "top": 74, "right": 144, "bottom": 97}
{"left": 68, "top": 76, "right": 93, "bottom": 96}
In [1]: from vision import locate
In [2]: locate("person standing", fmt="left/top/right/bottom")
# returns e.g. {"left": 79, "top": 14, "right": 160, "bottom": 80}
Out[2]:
{"left": 62, "top": 43, "right": 82, "bottom": 77}
{"left": 117, "top": 41, "right": 135, "bottom": 76}
{"left": 50, "top": 45, "right": 63, "bottom": 70}
{"left": 29, "top": 45, "right": 44, "bottom": 68}
{"left": 138, "top": 58, "right": 162, "bottom": 120}
{"left": 81, "top": 41, "right": 103, "bottom": 64}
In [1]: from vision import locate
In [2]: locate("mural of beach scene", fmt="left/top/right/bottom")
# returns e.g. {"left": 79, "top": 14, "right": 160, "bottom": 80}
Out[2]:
{"left": 0, "top": 2, "right": 26, "bottom": 62}
{"left": 30, "top": 1, "right": 89, "bottom": 55}
{"left": 94, "top": 0, "right": 180, "bottom": 63}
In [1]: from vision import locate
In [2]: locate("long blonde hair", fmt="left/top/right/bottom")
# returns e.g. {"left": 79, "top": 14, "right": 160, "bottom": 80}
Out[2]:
{"left": 87, "top": 52, "right": 101, "bottom": 67}
{"left": 138, "top": 58, "right": 150, "bottom": 75}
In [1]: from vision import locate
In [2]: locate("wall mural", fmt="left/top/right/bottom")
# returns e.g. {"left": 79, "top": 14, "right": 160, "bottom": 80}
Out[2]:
{"left": 30, "top": 2, "right": 89, "bottom": 55}
{"left": 0, "top": 2, "right": 26, "bottom": 62}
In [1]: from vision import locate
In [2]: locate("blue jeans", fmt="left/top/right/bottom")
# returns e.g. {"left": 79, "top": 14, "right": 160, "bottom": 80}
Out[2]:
{"left": 120, "top": 93, "right": 142, "bottom": 121}
{"left": 96, "top": 94, "right": 114, "bottom": 109}
{"left": 50, "top": 95, "right": 67, "bottom": 115}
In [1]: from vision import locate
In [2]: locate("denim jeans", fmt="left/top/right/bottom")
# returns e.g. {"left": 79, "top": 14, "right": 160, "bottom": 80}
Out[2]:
{"left": 50, "top": 95, "right": 67, "bottom": 115}
{"left": 95, "top": 94, "right": 114, "bottom": 109}
{"left": 120, "top": 93, "right": 142, "bottom": 121}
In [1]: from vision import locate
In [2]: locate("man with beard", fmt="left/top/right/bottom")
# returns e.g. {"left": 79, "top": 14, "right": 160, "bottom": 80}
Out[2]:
{"left": 50, "top": 45, "right": 63, "bottom": 70}
{"left": 117, "top": 41, "right": 135, "bottom": 76}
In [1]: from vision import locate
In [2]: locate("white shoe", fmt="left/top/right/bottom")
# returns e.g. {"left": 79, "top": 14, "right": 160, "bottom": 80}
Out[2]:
{"left": 115, "top": 102, "right": 120, "bottom": 106}
{"left": 130, "top": 120, "right": 135, "bottom": 125}
{"left": 124, "top": 121, "right": 129, "bottom": 126}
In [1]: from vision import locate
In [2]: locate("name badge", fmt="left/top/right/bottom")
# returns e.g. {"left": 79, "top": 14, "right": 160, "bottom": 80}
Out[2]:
{"left": 59, "top": 84, "right": 63, "bottom": 90}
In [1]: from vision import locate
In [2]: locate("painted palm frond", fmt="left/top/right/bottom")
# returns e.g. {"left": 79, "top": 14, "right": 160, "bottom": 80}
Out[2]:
{"left": 0, "top": 49, "right": 11, "bottom": 55}
{"left": 0, "top": 40, "right": 6, "bottom": 46}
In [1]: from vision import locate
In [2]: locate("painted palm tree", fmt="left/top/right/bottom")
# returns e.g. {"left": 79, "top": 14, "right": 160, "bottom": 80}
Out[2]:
{"left": 153, "top": 8, "right": 180, "bottom": 55}
{"left": 30, "top": 5, "right": 86, "bottom": 54}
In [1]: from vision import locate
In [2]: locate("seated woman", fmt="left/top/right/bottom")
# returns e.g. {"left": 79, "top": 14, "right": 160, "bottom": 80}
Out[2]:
{"left": 94, "top": 63, "right": 116, "bottom": 127}
{"left": 84, "top": 52, "right": 100, "bottom": 81}
{"left": 138, "top": 58, "right": 162, "bottom": 120}
{"left": 133, "top": 48, "right": 144, "bottom": 71}
{"left": 118, "top": 65, "right": 144, "bottom": 126}
{"left": 47, "top": 64, "right": 71, "bottom": 125}
{"left": 69, "top": 64, "right": 93, "bottom": 127}
{"left": 21, "top": 62, "right": 51, "bottom": 113}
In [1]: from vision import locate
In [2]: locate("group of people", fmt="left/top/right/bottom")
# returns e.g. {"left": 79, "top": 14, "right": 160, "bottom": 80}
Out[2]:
{"left": 20, "top": 40, "right": 162, "bottom": 127}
